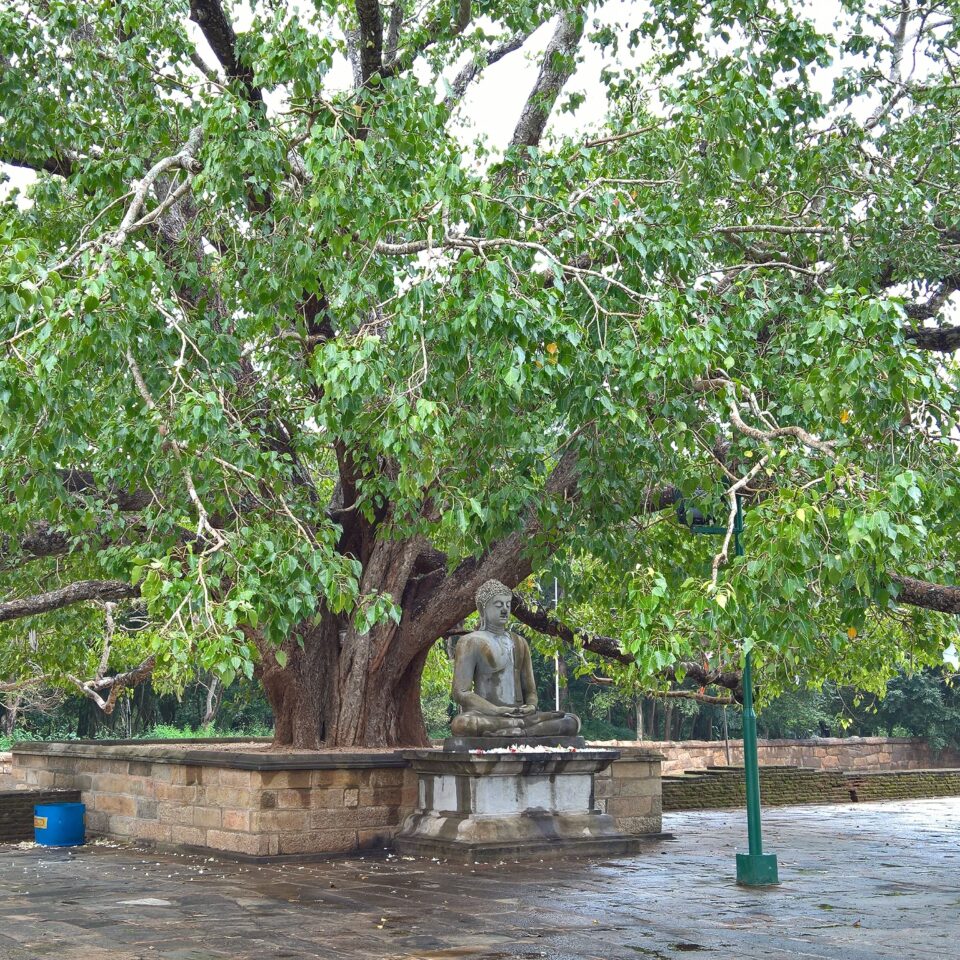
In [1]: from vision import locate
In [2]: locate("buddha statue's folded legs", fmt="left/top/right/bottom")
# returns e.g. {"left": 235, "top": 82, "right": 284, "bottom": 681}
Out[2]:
{"left": 450, "top": 712, "right": 525, "bottom": 738}
{"left": 519, "top": 711, "right": 581, "bottom": 737}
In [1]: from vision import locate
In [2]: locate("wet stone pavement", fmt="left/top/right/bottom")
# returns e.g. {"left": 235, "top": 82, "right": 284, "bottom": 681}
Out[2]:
{"left": 1, "top": 798, "right": 958, "bottom": 960}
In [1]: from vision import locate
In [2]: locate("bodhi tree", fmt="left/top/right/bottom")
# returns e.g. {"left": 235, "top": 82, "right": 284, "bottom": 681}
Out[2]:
{"left": 2, "top": 0, "right": 959, "bottom": 747}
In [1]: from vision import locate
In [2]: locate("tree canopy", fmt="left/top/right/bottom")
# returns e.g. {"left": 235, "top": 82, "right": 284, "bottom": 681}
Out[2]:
{"left": 1, "top": 0, "right": 958, "bottom": 745}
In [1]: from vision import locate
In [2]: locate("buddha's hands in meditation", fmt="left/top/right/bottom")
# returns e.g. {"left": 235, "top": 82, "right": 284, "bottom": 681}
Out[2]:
{"left": 493, "top": 704, "right": 536, "bottom": 718}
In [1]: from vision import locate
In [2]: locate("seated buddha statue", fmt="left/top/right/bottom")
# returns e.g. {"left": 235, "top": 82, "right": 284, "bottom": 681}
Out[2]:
{"left": 450, "top": 578, "right": 581, "bottom": 739}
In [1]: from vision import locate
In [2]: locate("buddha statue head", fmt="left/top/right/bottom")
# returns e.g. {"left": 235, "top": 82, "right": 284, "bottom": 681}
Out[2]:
{"left": 476, "top": 578, "right": 512, "bottom": 634}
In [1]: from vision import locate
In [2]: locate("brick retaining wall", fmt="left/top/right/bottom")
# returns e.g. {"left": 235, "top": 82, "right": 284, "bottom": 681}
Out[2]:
{"left": 12, "top": 742, "right": 415, "bottom": 858}
{"left": 845, "top": 769, "right": 960, "bottom": 803}
{"left": 0, "top": 789, "right": 81, "bottom": 842}
{"left": 663, "top": 766, "right": 960, "bottom": 811}
{"left": 594, "top": 751, "right": 663, "bottom": 836}
{"left": 10, "top": 741, "right": 662, "bottom": 858}
{"left": 596, "top": 736, "right": 960, "bottom": 776}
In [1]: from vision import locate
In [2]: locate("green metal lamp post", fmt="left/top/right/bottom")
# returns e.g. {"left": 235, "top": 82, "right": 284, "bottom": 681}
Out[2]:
{"left": 682, "top": 495, "right": 779, "bottom": 886}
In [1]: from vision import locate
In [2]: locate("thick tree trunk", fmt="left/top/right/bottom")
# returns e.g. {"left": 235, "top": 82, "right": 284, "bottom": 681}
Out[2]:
{"left": 2, "top": 696, "right": 20, "bottom": 737}
{"left": 202, "top": 676, "right": 221, "bottom": 727}
{"left": 324, "top": 611, "right": 431, "bottom": 747}
{"left": 257, "top": 610, "right": 431, "bottom": 749}
{"left": 258, "top": 617, "right": 337, "bottom": 750}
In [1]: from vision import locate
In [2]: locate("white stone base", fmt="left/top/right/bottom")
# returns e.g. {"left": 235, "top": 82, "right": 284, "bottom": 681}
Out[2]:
{"left": 395, "top": 749, "right": 648, "bottom": 861}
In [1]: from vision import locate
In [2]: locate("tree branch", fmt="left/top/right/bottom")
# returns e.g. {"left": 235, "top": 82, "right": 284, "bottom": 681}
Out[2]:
{"left": 511, "top": 595, "right": 630, "bottom": 663}
{"left": 510, "top": 10, "right": 584, "bottom": 148}
{"left": 355, "top": 0, "right": 384, "bottom": 84}
{"left": 905, "top": 322, "right": 960, "bottom": 353}
{"left": 710, "top": 457, "right": 769, "bottom": 587}
{"left": 510, "top": 596, "right": 744, "bottom": 697}
{"left": 402, "top": 445, "right": 689, "bottom": 663}
{"left": 658, "top": 689, "right": 735, "bottom": 705}
{"left": 694, "top": 378, "right": 837, "bottom": 457}
{"left": 55, "top": 469, "right": 154, "bottom": 511}
{"left": 68, "top": 655, "right": 156, "bottom": 714}
{"left": 865, "top": 0, "right": 912, "bottom": 130}
{"left": 0, "top": 153, "right": 74, "bottom": 178}
{"left": 890, "top": 574, "right": 960, "bottom": 614}
{"left": 382, "top": 2, "right": 473, "bottom": 77}
{"left": 403, "top": 448, "right": 580, "bottom": 647}
{"left": 713, "top": 224, "right": 834, "bottom": 237}
{"left": 384, "top": 3, "right": 403, "bottom": 64}
{"left": 445, "top": 31, "right": 531, "bottom": 108}
{"left": 4, "top": 523, "right": 71, "bottom": 565}
{"left": 52, "top": 127, "right": 202, "bottom": 273}
{"left": 897, "top": 269, "right": 960, "bottom": 349}
{"left": 0, "top": 580, "right": 139, "bottom": 624}
{"left": 189, "top": 0, "right": 262, "bottom": 105}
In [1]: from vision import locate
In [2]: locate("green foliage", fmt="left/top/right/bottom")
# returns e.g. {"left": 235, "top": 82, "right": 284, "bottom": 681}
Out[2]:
{"left": 579, "top": 717, "right": 638, "bottom": 741}
{"left": 0, "top": 722, "right": 82, "bottom": 751}
{"left": 0, "top": 719, "right": 273, "bottom": 751}
{"left": 421, "top": 693, "right": 453, "bottom": 741}
{"left": 0, "top": 0, "right": 958, "bottom": 716}
{"left": 830, "top": 670, "right": 960, "bottom": 752}
{"left": 757, "top": 688, "right": 833, "bottom": 740}
{"left": 870, "top": 674, "right": 960, "bottom": 751}
{"left": 420, "top": 641, "right": 454, "bottom": 739}
{"left": 134, "top": 721, "right": 272, "bottom": 741}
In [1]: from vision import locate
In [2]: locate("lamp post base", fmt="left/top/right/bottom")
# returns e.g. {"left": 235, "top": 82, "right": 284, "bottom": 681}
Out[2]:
{"left": 736, "top": 852, "right": 780, "bottom": 886}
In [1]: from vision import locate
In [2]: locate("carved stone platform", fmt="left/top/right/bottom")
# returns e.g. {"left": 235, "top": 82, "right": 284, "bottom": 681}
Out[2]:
{"left": 394, "top": 748, "right": 647, "bottom": 862}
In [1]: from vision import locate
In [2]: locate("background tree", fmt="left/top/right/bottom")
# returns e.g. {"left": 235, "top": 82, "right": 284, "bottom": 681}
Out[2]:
{"left": 2, "top": 0, "right": 959, "bottom": 748}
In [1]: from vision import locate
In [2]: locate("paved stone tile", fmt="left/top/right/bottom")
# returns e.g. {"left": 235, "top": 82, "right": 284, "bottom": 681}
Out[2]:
{"left": 0, "top": 798, "right": 957, "bottom": 959}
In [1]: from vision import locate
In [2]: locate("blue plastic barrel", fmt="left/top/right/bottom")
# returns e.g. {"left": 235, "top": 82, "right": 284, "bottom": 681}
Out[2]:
{"left": 34, "top": 802, "right": 86, "bottom": 846}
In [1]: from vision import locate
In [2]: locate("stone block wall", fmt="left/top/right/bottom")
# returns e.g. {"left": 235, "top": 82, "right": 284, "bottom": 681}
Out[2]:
{"left": 0, "top": 752, "right": 12, "bottom": 779}
{"left": 594, "top": 750, "right": 663, "bottom": 836}
{"left": 595, "top": 737, "right": 960, "bottom": 775}
{"left": 663, "top": 767, "right": 848, "bottom": 811}
{"left": 12, "top": 741, "right": 663, "bottom": 857}
{"left": 663, "top": 765, "right": 960, "bottom": 811}
{"left": 845, "top": 769, "right": 960, "bottom": 803}
{"left": 12, "top": 742, "right": 416, "bottom": 858}
{"left": 0, "top": 788, "right": 81, "bottom": 842}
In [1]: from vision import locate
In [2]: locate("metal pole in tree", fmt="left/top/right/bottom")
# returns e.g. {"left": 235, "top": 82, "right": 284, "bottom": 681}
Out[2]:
{"left": 722, "top": 707, "right": 731, "bottom": 766}
{"left": 679, "top": 494, "right": 778, "bottom": 886}
{"left": 732, "top": 495, "right": 779, "bottom": 886}
{"left": 553, "top": 578, "right": 561, "bottom": 711}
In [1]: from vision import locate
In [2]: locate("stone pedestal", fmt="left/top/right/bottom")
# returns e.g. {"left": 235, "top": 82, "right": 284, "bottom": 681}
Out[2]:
{"left": 395, "top": 748, "right": 648, "bottom": 862}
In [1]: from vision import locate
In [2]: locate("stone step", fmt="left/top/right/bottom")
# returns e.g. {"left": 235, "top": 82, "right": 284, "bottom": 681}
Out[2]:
{"left": 664, "top": 768, "right": 960, "bottom": 811}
